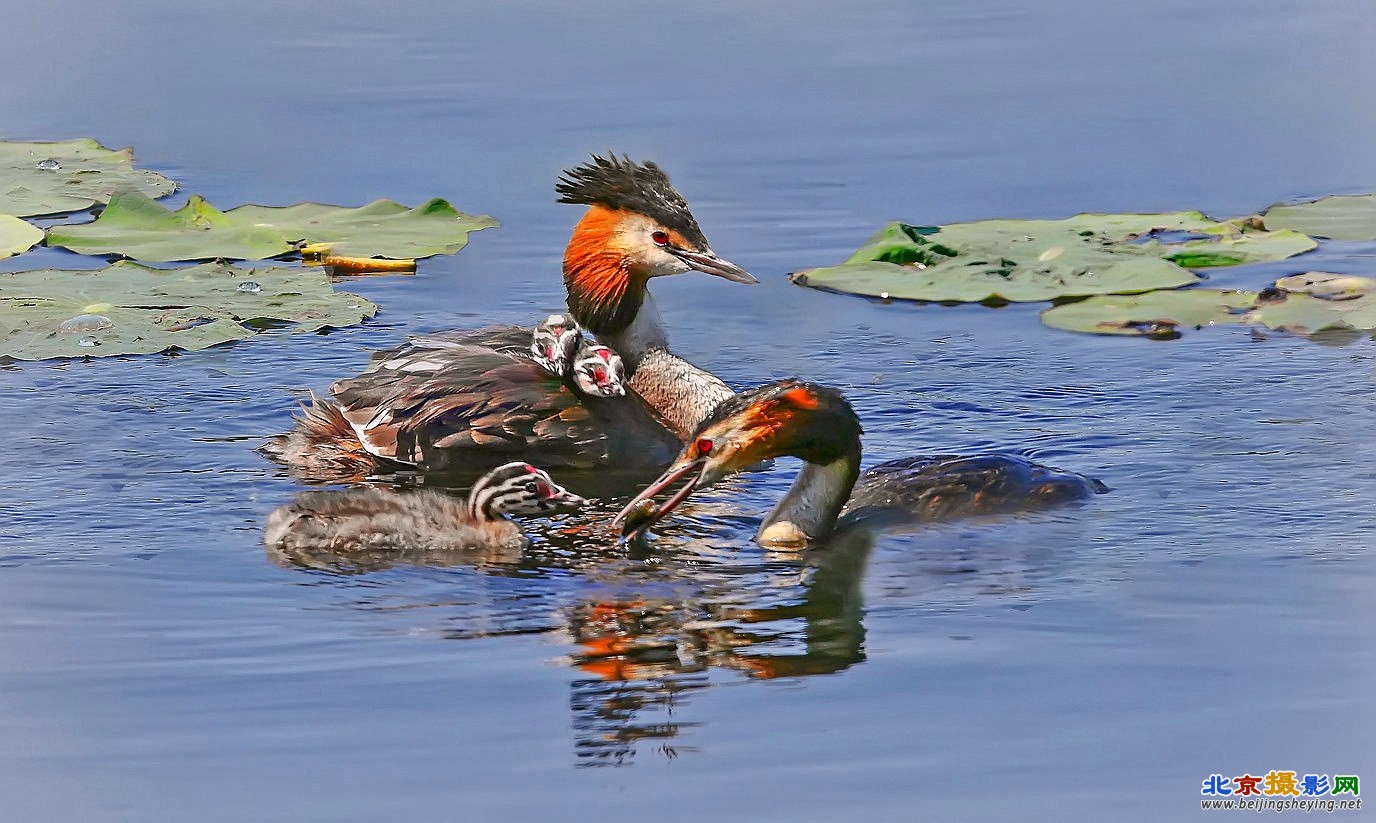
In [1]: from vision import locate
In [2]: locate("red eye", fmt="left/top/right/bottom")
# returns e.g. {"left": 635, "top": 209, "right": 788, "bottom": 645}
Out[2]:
{"left": 696, "top": 438, "right": 713, "bottom": 456}
{"left": 651, "top": 231, "right": 670, "bottom": 247}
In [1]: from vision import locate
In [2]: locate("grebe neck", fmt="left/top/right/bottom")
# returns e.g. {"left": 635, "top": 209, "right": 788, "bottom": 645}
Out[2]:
{"left": 598, "top": 292, "right": 736, "bottom": 439}
{"left": 600, "top": 293, "right": 668, "bottom": 370}
{"left": 756, "top": 448, "right": 862, "bottom": 548}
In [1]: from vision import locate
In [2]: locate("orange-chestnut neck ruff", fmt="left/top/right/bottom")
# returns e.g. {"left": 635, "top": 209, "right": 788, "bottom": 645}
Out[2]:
{"left": 563, "top": 205, "right": 648, "bottom": 336}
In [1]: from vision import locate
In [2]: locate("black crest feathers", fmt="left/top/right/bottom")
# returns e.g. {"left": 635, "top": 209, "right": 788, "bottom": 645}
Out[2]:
{"left": 694, "top": 380, "right": 863, "bottom": 466}
{"left": 697, "top": 381, "right": 862, "bottom": 439}
{"left": 556, "top": 153, "right": 707, "bottom": 247}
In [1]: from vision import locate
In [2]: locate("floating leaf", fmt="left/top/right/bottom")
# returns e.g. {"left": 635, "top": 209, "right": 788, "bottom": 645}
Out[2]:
{"left": 1041, "top": 273, "right": 1376, "bottom": 341}
{"left": 1038, "top": 290, "right": 1253, "bottom": 338}
{"left": 48, "top": 194, "right": 285, "bottom": 261}
{"left": 265, "top": 197, "right": 498, "bottom": 258}
{"left": 0, "top": 138, "right": 176, "bottom": 217}
{"left": 1246, "top": 287, "right": 1376, "bottom": 336}
{"left": 1160, "top": 221, "right": 1316, "bottom": 269}
{"left": 0, "top": 215, "right": 42, "bottom": 259}
{"left": 0, "top": 261, "right": 377, "bottom": 360}
{"left": 791, "top": 213, "right": 1315, "bottom": 303}
{"left": 1261, "top": 194, "right": 1376, "bottom": 241}
{"left": 46, "top": 193, "right": 498, "bottom": 262}
{"left": 1273, "top": 271, "right": 1376, "bottom": 300}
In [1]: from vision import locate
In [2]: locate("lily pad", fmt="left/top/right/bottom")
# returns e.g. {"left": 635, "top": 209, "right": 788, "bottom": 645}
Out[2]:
{"left": 790, "top": 213, "right": 1315, "bottom": 303}
{"left": 1160, "top": 220, "right": 1317, "bottom": 269}
{"left": 1261, "top": 194, "right": 1376, "bottom": 241}
{"left": 1040, "top": 273, "right": 1376, "bottom": 340}
{"left": 1247, "top": 286, "right": 1376, "bottom": 336}
{"left": 0, "top": 138, "right": 176, "bottom": 217}
{"left": 47, "top": 192, "right": 499, "bottom": 262}
{"left": 0, "top": 261, "right": 377, "bottom": 360}
{"left": 0, "top": 215, "right": 42, "bottom": 259}
{"left": 1272, "top": 271, "right": 1376, "bottom": 300}
{"left": 1038, "top": 289, "right": 1254, "bottom": 339}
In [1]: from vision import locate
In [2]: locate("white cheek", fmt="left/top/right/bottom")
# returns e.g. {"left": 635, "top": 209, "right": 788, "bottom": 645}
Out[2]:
{"left": 645, "top": 249, "right": 690, "bottom": 278}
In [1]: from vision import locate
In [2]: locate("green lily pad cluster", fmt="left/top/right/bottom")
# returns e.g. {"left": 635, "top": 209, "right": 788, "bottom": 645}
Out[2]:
{"left": 791, "top": 212, "right": 1314, "bottom": 304}
{"left": 47, "top": 192, "right": 498, "bottom": 262}
{"left": 1, "top": 138, "right": 176, "bottom": 217}
{"left": 793, "top": 194, "right": 1376, "bottom": 343}
{"left": 0, "top": 137, "right": 496, "bottom": 360}
{"left": 1261, "top": 194, "right": 1376, "bottom": 241}
{"left": 1041, "top": 273, "right": 1376, "bottom": 341}
{"left": 0, "top": 262, "right": 378, "bottom": 360}
{"left": 1, "top": 137, "right": 176, "bottom": 260}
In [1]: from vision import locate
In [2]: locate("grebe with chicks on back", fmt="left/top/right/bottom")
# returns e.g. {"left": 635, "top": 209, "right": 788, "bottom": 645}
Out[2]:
{"left": 263, "top": 154, "right": 757, "bottom": 479}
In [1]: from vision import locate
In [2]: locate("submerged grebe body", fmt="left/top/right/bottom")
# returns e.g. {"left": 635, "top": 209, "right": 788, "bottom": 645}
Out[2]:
{"left": 264, "top": 461, "right": 585, "bottom": 556}
{"left": 615, "top": 381, "right": 1106, "bottom": 547}
{"left": 264, "top": 156, "right": 754, "bottom": 480}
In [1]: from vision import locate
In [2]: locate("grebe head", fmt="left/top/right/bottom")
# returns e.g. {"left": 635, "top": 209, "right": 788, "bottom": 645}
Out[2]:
{"left": 557, "top": 153, "right": 757, "bottom": 336}
{"left": 469, "top": 461, "right": 586, "bottom": 520}
{"left": 570, "top": 342, "right": 627, "bottom": 397}
{"left": 612, "top": 381, "right": 862, "bottom": 538}
{"left": 530, "top": 313, "right": 582, "bottom": 375}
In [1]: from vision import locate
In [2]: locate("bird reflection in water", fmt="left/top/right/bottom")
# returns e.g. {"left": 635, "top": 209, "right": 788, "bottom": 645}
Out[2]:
{"left": 262, "top": 475, "right": 878, "bottom": 767}
{"left": 557, "top": 520, "right": 875, "bottom": 766}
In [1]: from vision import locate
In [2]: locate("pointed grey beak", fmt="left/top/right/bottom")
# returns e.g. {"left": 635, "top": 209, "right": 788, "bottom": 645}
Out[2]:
{"left": 610, "top": 455, "right": 709, "bottom": 541}
{"left": 671, "top": 247, "right": 758, "bottom": 285}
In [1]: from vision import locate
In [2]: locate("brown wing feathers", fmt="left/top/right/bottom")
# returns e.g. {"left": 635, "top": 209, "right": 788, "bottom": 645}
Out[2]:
{"left": 327, "top": 329, "right": 616, "bottom": 469}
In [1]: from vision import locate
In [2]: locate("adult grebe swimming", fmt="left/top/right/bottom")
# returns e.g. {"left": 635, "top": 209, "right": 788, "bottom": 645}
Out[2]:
{"left": 615, "top": 380, "right": 1106, "bottom": 547}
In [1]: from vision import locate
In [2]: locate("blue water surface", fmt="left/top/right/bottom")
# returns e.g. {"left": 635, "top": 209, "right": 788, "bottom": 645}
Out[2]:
{"left": 0, "top": 1, "right": 1372, "bottom": 821}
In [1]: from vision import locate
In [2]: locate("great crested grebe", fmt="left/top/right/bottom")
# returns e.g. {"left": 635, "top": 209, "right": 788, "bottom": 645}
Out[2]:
{"left": 264, "top": 155, "right": 754, "bottom": 478}
{"left": 555, "top": 154, "right": 756, "bottom": 437}
{"left": 264, "top": 461, "right": 585, "bottom": 556}
{"left": 614, "top": 381, "right": 1106, "bottom": 547}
